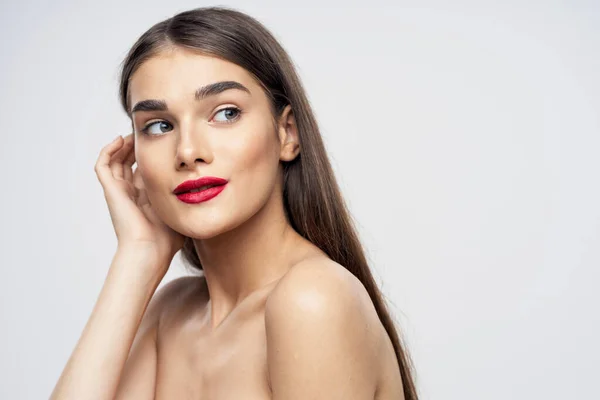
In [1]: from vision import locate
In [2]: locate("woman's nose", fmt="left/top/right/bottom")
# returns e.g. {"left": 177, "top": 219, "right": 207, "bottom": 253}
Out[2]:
{"left": 174, "top": 129, "right": 212, "bottom": 170}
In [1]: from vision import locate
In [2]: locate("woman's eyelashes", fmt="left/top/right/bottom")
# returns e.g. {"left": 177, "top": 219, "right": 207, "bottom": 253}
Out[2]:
{"left": 140, "top": 106, "right": 243, "bottom": 136}
{"left": 141, "top": 120, "right": 172, "bottom": 135}
{"left": 213, "top": 106, "right": 242, "bottom": 124}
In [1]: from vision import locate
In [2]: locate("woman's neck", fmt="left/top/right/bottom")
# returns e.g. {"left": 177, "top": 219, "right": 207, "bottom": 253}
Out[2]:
{"left": 192, "top": 190, "right": 312, "bottom": 329}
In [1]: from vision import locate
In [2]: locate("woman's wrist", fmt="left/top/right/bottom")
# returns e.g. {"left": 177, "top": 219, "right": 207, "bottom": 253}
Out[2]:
{"left": 111, "top": 244, "right": 174, "bottom": 286}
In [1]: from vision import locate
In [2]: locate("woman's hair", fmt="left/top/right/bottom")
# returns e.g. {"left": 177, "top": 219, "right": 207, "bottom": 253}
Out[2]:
{"left": 117, "top": 6, "right": 418, "bottom": 399}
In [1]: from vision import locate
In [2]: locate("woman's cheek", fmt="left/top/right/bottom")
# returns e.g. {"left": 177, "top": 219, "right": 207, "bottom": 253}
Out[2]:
{"left": 235, "top": 125, "right": 279, "bottom": 169}
{"left": 136, "top": 150, "right": 167, "bottom": 190}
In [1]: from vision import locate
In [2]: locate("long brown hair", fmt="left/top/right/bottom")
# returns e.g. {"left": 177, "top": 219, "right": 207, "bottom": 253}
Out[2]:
{"left": 118, "top": 6, "right": 418, "bottom": 399}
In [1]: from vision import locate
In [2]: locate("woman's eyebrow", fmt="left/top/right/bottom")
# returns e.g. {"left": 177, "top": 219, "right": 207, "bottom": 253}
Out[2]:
{"left": 131, "top": 80, "right": 251, "bottom": 113}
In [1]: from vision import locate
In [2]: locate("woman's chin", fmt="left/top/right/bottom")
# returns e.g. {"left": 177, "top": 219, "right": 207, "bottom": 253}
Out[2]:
{"left": 176, "top": 219, "right": 240, "bottom": 241}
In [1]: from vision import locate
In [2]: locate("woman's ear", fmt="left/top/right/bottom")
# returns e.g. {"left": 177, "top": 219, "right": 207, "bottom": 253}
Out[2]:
{"left": 277, "top": 105, "right": 300, "bottom": 161}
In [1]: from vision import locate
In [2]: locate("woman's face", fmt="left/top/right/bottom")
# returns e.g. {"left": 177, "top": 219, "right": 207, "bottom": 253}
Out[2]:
{"left": 128, "top": 48, "right": 297, "bottom": 239}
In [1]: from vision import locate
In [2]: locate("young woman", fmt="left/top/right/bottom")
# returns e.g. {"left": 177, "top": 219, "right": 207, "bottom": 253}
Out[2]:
{"left": 51, "top": 6, "right": 418, "bottom": 400}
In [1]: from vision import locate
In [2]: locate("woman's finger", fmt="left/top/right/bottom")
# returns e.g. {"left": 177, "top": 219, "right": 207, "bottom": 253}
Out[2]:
{"left": 95, "top": 136, "right": 124, "bottom": 185}
{"left": 110, "top": 134, "right": 134, "bottom": 180}
{"left": 123, "top": 137, "right": 136, "bottom": 182}
{"left": 137, "top": 187, "right": 150, "bottom": 208}
{"left": 133, "top": 169, "right": 150, "bottom": 207}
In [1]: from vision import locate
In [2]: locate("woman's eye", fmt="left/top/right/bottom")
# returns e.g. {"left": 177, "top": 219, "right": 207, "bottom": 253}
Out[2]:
{"left": 213, "top": 107, "right": 242, "bottom": 123}
{"left": 140, "top": 108, "right": 240, "bottom": 135}
{"left": 142, "top": 121, "right": 172, "bottom": 135}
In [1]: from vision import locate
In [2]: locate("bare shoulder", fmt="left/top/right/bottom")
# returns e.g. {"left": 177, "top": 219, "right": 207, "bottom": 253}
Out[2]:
{"left": 153, "top": 275, "right": 204, "bottom": 303}
{"left": 266, "top": 255, "right": 382, "bottom": 333}
{"left": 149, "top": 275, "right": 207, "bottom": 321}
{"left": 115, "top": 276, "right": 205, "bottom": 399}
{"left": 264, "top": 256, "right": 384, "bottom": 398}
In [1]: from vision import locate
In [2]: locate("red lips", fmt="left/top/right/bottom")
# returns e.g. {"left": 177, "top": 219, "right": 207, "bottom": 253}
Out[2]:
{"left": 173, "top": 176, "right": 228, "bottom": 195}
{"left": 173, "top": 176, "right": 228, "bottom": 204}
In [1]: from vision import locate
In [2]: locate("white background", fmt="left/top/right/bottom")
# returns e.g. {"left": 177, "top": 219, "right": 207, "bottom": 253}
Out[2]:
{"left": 1, "top": 1, "right": 598, "bottom": 399}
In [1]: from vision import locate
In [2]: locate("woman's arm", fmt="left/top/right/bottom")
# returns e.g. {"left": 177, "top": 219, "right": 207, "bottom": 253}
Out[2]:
{"left": 49, "top": 247, "right": 168, "bottom": 400}
{"left": 50, "top": 134, "right": 185, "bottom": 399}
{"left": 113, "top": 274, "right": 194, "bottom": 399}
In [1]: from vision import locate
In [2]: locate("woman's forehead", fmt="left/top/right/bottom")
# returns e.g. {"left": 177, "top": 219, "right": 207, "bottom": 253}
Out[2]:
{"left": 129, "top": 50, "right": 259, "bottom": 103}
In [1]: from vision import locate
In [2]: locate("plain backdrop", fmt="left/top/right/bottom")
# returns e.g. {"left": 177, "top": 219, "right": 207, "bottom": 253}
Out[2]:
{"left": 1, "top": 0, "right": 598, "bottom": 399}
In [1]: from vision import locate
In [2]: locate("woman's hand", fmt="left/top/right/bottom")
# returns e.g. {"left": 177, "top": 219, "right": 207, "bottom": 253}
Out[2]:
{"left": 94, "top": 134, "right": 185, "bottom": 271}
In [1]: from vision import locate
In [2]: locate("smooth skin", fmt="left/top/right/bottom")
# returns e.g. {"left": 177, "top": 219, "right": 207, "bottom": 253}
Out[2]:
{"left": 50, "top": 48, "right": 405, "bottom": 399}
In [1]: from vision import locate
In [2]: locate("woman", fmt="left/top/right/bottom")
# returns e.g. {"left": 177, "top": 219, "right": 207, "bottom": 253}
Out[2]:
{"left": 51, "top": 6, "right": 418, "bottom": 400}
